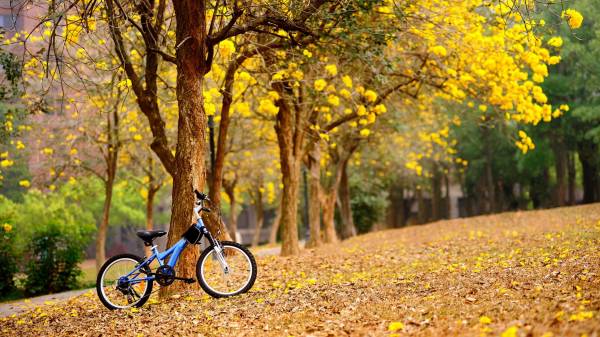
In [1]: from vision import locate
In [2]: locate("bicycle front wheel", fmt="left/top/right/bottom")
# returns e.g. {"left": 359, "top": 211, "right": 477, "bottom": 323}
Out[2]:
{"left": 196, "top": 241, "right": 257, "bottom": 298}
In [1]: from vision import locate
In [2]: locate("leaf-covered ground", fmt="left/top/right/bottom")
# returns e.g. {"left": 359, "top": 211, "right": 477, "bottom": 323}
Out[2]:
{"left": 2, "top": 204, "right": 599, "bottom": 337}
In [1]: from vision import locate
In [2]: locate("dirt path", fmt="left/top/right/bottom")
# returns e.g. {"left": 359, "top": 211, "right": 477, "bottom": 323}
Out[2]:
{"left": 0, "top": 289, "right": 92, "bottom": 318}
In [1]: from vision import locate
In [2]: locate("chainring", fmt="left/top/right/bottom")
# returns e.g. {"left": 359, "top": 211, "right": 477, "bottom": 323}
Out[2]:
{"left": 155, "top": 265, "right": 176, "bottom": 286}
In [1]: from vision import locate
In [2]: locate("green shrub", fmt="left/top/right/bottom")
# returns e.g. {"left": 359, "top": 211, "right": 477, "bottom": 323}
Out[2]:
{"left": 24, "top": 223, "right": 85, "bottom": 295}
{"left": 0, "top": 222, "right": 17, "bottom": 295}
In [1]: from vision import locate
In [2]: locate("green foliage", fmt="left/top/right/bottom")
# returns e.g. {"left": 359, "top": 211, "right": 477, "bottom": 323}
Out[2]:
{"left": 0, "top": 222, "right": 17, "bottom": 296}
{"left": 23, "top": 223, "right": 85, "bottom": 295}
{"left": 349, "top": 175, "right": 388, "bottom": 233}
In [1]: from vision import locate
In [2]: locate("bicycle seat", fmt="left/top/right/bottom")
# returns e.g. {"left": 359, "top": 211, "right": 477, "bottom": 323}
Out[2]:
{"left": 136, "top": 230, "right": 167, "bottom": 246}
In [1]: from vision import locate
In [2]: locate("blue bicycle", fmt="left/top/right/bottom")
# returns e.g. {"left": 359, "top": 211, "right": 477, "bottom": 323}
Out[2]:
{"left": 96, "top": 190, "right": 257, "bottom": 310}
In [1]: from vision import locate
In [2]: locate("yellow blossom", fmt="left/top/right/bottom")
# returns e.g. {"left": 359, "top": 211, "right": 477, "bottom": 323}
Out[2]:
{"left": 314, "top": 79, "right": 327, "bottom": 91}
{"left": 2, "top": 223, "right": 12, "bottom": 232}
{"left": 562, "top": 9, "right": 583, "bottom": 29}
{"left": 19, "top": 180, "right": 30, "bottom": 188}
{"left": 325, "top": 64, "right": 338, "bottom": 76}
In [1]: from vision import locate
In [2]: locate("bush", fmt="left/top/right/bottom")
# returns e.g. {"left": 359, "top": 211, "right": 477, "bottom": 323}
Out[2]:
{"left": 24, "top": 223, "right": 85, "bottom": 295}
{"left": 0, "top": 222, "right": 17, "bottom": 295}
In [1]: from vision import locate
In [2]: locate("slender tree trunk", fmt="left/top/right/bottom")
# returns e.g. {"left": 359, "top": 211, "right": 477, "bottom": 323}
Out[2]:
{"left": 567, "top": 152, "right": 576, "bottom": 205}
{"left": 96, "top": 175, "right": 115, "bottom": 271}
{"left": 339, "top": 160, "right": 356, "bottom": 239}
{"left": 306, "top": 145, "right": 322, "bottom": 248}
{"left": 444, "top": 172, "right": 451, "bottom": 218}
{"left": 144, "top": 185, "right": 158, "bottom": 258}
{"left": 416, "top": 187, "right": 426, "bottom": 224}
{"left": 553, "top": 140, "right": 568, "bottom": 206}
{"left": 579, "top": 141, "right": 600, "bottom": 204}
{"left": 251, "top": 188, "right": 264, "bottom": 247}
{"left": 224, "top": 180, "right": 238, "bottom": 242}
{"left": 483, "top": 128, "right": 496, "bottom": 214}
{"left": 268, "top": 201, "right": 282, "bottom": 245}
{"left": 431, "top": 164, "right": 441, "bottom": 221}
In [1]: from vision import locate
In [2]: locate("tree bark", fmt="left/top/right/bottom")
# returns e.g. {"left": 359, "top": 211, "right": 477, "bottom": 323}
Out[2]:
{"left": 251, "top": 187, "right": 265, "bottom": 247}
{"left": 273, "top": 82, "right": 301, "bottom": 256}
{"left": 144, "top": 183, "right": 159, "bottom": 258}
{"left": 578, "top": 141, "right": 600, "bottom": 204}
{"left": 95, "top": 95, "right": 120, "bottom": 272}
{"left": 96, "top": 175, "right": 115, "bottom": 271}
{"left": 163, "top": 0, "right": 210, "bottom": 292}
{"left": 306, "top": 145, "right": 322, "bottom": 248}
{"left": 431, "top": 164, "right": 441, "bottom": 221}
{"left": 268, "top": 201, "right": 282, "bottom": 245}
{"left": 444, "top": 171, "right": 451, "bottom": 218}
{"left": 553, "top": 138, "right": 568, "bottom": 206}
{"left": 223, "top": 179, "right": 238, "bottom": 242}
{"left": 416, "top": 187, "right": 426, "bottom": 224}
{"left": 339, "top": 160, "right": 356, "bottom": 239}
{"left": 321, "top": 189, "right": 339, "bottom": 244}
{"left": 567, "top": 151, "right": 576, "bottom": 205}
{"left": 483, "top": 128, "right": 496, "bottom": 213}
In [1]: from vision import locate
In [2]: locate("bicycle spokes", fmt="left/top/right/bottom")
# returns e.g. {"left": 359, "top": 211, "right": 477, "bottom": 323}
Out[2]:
{"left": 199, "top": 245, "right": 253, "bottom": 296}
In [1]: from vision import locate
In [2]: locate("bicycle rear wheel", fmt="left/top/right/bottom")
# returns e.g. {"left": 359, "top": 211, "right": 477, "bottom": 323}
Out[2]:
{"left": 96, "top": 254, "right": 153, "bottom": 310}
{"left": 196, "top": 241, "right": 257, "bottom": 298}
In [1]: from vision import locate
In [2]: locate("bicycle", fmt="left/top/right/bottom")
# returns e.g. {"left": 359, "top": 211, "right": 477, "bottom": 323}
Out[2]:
{"left": 96, "top": 190, "right": 257, "bottom": 310}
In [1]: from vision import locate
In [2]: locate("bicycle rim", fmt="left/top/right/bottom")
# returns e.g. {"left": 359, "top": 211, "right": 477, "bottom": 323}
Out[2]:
{"left": 200, "top": 245, "right": 253, "bottom": 296}
{"left": 99, "top": 258, "right": 149, "bottom": 309}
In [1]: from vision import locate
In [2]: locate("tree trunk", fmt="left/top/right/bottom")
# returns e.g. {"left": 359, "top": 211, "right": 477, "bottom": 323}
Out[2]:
{"left": 339, "top": 160, "right": 356, "bottom": 239}
{"left": 274, "top": 83, "right": 301, "bottom": 256}
{"left": 416, "top": 187, "right": 426, "bottom": 224}
{"left": 269, "top": 201, "right": 282, "bottom": 245}
{"left": 165, "top": 0, "right": 210, "bottom": 292}
{"left": 251, "top": 188, "right": 264, "bottom": 247}
{"left": 483, "top": 128, "right": 496, "bottom": 213}
{"left": 306, "top": 145, "right": 322, "bottom": 248}
{"left": 444, "top": 172, "right": 451, "bottom": 218}
{"left": 579, "top": 141, "right": 600, "bottom": 204}
{"left": 553, "top": 139, "right": 568, "bottom": 206}
{"left": 431, "top": 165, "right": 441, "bottom": 221}
{"left": 567, "top": 152, "right": 576, "bottom": 205}
{"left": 321, "top": 189, "right": 338, "bottom": 244}
{"left": 144, "top": 185, "right": 158, "bottom": 258}
{"left": 224, "top": 181, "right": 238, "bottom": 242}
{"left": 96, "top": 175, "right": 115, "bottom": 271}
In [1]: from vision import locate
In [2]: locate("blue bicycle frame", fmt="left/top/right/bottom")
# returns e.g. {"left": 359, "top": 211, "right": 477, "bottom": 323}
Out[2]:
{"left": 123, "top": 217, "right": 215, "bottom": 284}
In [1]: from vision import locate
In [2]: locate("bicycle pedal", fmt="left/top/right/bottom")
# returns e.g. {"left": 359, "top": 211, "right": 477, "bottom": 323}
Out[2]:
{"left": 183, "top": 278, "right": 196, "bottom": 284}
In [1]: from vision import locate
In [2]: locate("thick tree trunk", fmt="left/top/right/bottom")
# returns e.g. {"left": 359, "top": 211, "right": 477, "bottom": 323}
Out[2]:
{"left": 251, "top": 188, "right": 264, "bottom": 247}
{"left": 278, "top": 159, "right": 301, "bottom": 255}
{"left": 165, "top": 0, "right": 210, "bottom": 292}
{"left": 306, "top": 145, "right": 322, "bottom": 248}
{"left": 321, "top": 189, "right": 339, "bottom": 244}
{"left": 96, "top": 176, "right": 115, "bottom": 271}
{"left": 339, "top": 161, "right": 356, "bottom": 239}
{"left": 273, "top": 83, "right": 301, "bottom": 256}
{"left": 268, "top": 201, "right": 282, "bottom": 245}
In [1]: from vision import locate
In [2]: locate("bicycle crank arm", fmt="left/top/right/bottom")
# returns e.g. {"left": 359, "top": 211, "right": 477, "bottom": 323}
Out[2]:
{"left": 175, "top": 277, "right": 196, "bottom": 283}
